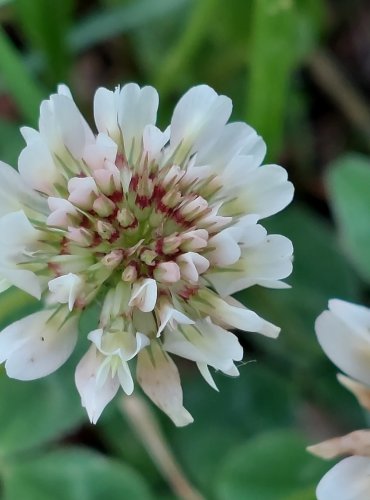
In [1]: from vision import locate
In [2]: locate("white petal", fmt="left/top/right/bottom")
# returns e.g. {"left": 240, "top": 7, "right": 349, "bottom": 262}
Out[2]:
{"left": 0, "top": 277, "right": 11, "bottom": 293}
{"left": 177, "top": 252, "right": 209, "bottom": 282}
{"left": 0, "top": 309, "right": 78, "bottom": 380}
{"left": 94, "top": 87, "right": 120, "bottom": 139}
{"left": 117, "top": 361, "right": 134, "bottom": 395}
{"left": 329, "top": 299, "right": 370, "bottom": 339}
{"left": 208, "top": 234, "right": 293, "bottom": 296}
{"left": 50, "top": 94, "right": 94, "bottom": 158}
{"left": 20, "top": 126, "right": 39, "bottom": 144}
{"left": 143, "top": 124, "right": 169, "bottom": 161}
{"left": 0, "top": 161, "right": 47, "bottom": 216}
{"left": 136, "top": 343, "right": 193, "bottom": 427}
{"left": 197, "top": 361, "right": 219, "bottom": 391}
{"left": 0, "top": 266, "right": 41, "bottom": 299}
{"left": 0, "top": 211, "right": 42, "bottom": 298}
{"left": 223, "top": 164, "right": 294, "bottom": 219}
{"left": 18, "top": 138, "right": 60, "bottom": 194}
{"left": 129, "top": 278, "right": 157, "bottom": 312}
{"left": 163, "top": 319, "right": 243, "bottom": 372}
{"left": 207, "top": 229, "right": 241, "bottom": 266}
{"left": 194, "top": 290, "right": 280, "bottom": 338}
{"left": 195, "top": 122, "right": 255, "bottom": 170}
{"left": 157, "top": 301, "right": 194, "bottom": 337}
{"left": 315, "top": 303, "right": 370, "bottom": 387}
{"left": 118, "top": 84, "right": 159, "bottom": 161}
{"left": 169, "top": 85, "right": 232, "bottom": 161}
{"left": 75, "top": 345, "right": 119, "bottom": 424}
{"left": 317, "top": 456, "right": 370, "bottom": 500}
{"left": 48, "top": 273, "right": 83, "bottom": 311}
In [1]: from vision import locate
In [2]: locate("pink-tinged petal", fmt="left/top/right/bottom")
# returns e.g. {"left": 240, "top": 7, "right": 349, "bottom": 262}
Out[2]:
{"left": 315, "top": 301, "right": 370, "bottom": 387}
{"left": 129, "top": 278, "right": 157, "bottom": 312}
{"left": 169, "top": 85, "right": 232, "bottom": 160}
{"left": 308, "top": 429, "right": 370, "bottom": 460}
{"left": 75, "top": 345, "right": 119, "bottom": 424}
{"left": 0, "top": 309, "right": 78, "bottom": 380}
{"left": 68, "top": 176, "right": 98, "bottom": 210}
{"left": 137, "top": 343, "right": 193, "bottom": 427}
{"left": 83, "top": 133, "right": 117, "bottom": 170}
{"left": 337, "top": 374, "right": 370, "bottom": 412}
{"left": 177, "top": 252, "right": 209, "bottom": 282}
{"left": 316, "top": 456, "right": 370, "bottom": 500}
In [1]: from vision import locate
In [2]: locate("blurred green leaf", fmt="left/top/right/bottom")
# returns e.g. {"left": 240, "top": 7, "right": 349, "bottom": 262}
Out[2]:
{"left": 0, "top": 361, "right": 85, "bottom": 457}
{"left": 2, "top": 447, "right": 153, "bottom": 500}
{"left": 154, "top": 0, "right": 217, "bottom": 96}
{"left": 167, "top": 364, "right": 296, "bottom": 494}
{"left": 15, "top": 0, "right": 74, "bottom": 83}
{"left": 214, "top": 430, "right": 329, "bottom": 500}
{"left": 326, "top": 153, "right": 370, "bottom": 284}
{"left": 0, "top": 120, "right": 24, "bottom": 166}
{"left": 0, "top": 287, "right": 39, "bottom": 330}
{"left": 238, "top": 205, "right": 360, "bottom": 368}
{"left": 68, "top": 0, "right": 189, "bottom": 52}
{"left": 0, "top": 27, "right": 45, "bottom": 124}
{"left": 246, "top": 0, "right": 298, "bottom": 159}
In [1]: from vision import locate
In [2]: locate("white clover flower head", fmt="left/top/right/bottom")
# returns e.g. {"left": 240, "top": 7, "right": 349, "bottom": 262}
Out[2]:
{"left": 310, "top": 299, "right": 370, "bottom": 499}
{"left": 0, "top": 83, "right": 294, "bottom": 425}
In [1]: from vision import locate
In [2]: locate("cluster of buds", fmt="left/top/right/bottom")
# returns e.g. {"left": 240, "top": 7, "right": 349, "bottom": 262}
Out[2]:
{"left": 0, "top": 83, "right": 293, "bottom": 424}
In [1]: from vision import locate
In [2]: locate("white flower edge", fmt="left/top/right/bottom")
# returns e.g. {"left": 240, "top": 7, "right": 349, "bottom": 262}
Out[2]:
{"left": 316, "top": 456, "right": 370, "bottom": 500}
{"left": 0, "top": 309, "right": 78, "bottom": 380}
{"left": 315, "top": 299, "right": 370, "bottom": 387}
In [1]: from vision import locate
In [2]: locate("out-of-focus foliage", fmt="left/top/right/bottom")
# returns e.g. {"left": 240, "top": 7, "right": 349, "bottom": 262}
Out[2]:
{"left": 327, "top": 154, "right": 370, "bottom": 284}
{"left": 0, "top": 0, "right": 369, "bottom": 498}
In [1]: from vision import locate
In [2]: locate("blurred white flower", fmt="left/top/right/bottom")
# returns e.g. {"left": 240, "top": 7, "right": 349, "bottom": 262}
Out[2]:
{"left": 0, "top": 83, "right": 294, "bottom": 425}
{"left": 310, "top": 299, "right": 370, "bottom": 499}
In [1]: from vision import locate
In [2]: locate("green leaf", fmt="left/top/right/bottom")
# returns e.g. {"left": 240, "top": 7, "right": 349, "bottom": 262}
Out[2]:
{"left": 167, "top": 365, "right": 296, "bottom": 494}
{"left": 0, "top": 120, "right": 24, "bottom": 166}
{"left": 326, "top": 153, "right": 370, "bottom": 284}
{"left": 215, "top": 430, "right": 329, "bottom": 500}
{"left": 68, "top": 0, "right": 189, "bottom": 53}
{"left": 2, "top": 448, "right": 153, "bottom": 500}
{"left": 0, "top": 27, "right": 45, "bottom": 124}
{"left": 15, "top": 0, "right": 74, "bottom": 83}
{"left": 0, "top": 287, "right": 39, "bottom": 330}
{"left": 246, "top": 0, "right": 298, "bottom": 159}
{"left": 0, "top": 360, "right": 85, "bottom": 457}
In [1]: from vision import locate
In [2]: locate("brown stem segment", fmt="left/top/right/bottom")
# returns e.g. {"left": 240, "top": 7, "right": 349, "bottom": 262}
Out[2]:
{"left": 120, "top": 395, "right": 205, "bottom": 500}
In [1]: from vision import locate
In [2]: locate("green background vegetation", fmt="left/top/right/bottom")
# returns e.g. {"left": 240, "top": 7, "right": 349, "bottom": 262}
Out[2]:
{"left": 0, "top": 0, "right": 369, "bottom": 498}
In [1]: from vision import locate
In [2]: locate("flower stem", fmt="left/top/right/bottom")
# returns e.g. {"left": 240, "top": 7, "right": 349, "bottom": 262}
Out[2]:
{"left": 120, "top": 395, "right": 204, "bottom": 500}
